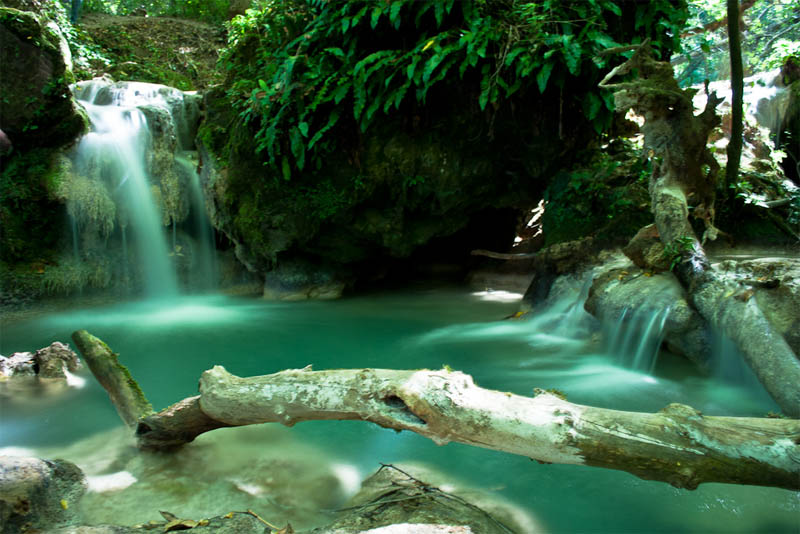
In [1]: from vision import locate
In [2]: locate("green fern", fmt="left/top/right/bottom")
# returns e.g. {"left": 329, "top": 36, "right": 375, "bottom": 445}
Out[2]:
{"left": 219, "top": 0, "right": 688, "bottom": 182}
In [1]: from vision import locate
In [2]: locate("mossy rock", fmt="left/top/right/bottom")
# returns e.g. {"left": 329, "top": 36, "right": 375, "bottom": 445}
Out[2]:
{"left": 0, "top": 8, "right": 87, "bottom": 152}
{"left": 200, "top": 85, "right": 579, "bottom": 284}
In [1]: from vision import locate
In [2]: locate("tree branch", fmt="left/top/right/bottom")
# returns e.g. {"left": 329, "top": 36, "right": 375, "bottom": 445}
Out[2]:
{"left": 72, "top": 333, "right": 800, "bottom": 490}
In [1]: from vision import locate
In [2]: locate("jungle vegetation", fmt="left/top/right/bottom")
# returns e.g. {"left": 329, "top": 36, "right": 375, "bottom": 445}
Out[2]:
{"left": 1, "top": 0, "right": 799, "bottom": 298}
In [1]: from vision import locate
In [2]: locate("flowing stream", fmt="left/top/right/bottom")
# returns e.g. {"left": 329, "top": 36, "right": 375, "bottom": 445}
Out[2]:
{"left": 1, "top": 285, "right": 796, "bottom": 533}
{"left": 2, "top": 77, "right": 796, "bottom": 533}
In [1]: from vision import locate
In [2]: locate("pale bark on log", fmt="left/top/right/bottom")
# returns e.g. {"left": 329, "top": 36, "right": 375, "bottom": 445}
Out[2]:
{"left": 71, "top": 331, "right": 800, "bottom": 491}
{"left": 195, "top": 366, "right": 800, "bottom": 491}
{"left": 599, "top": 43, "right": 800, "bottom": 417}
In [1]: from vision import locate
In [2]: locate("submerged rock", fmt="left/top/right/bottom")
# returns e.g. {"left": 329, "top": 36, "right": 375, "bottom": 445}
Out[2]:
{"left": 48, "top": 512, "right": 269, "bottom": 534}
{"left": 312, "top": 464, "right": 542, "bottom": 534}
{"left": 0, "top": 456, "right": 87, "bottom": 533}
{"left": 262, "top": 258, "right": 348, "bottom": 301}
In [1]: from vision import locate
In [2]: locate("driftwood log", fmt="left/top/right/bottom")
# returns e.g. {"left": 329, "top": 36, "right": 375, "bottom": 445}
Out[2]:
{"left": 71, "top": 330, "right": 800, "bottom": 492}
{"left": 598, "top": 41, "right": 800, "bottom": 417}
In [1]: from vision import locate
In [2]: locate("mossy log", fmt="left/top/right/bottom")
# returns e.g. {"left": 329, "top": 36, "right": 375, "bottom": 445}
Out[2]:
{"left": 600, "top": 42, "right": 800, "bottom": 417}
{"left": 72, "top": 331, "right": 800, "bottom": 491}
{"left": 71, "top": 329, "right": 153, "bottom": 427}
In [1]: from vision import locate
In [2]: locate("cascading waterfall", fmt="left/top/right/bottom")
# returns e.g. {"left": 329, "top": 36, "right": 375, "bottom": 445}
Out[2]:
{"left": 72, "top": 83, "right": 178, "bottom": 298}
{"left": 68, "top": 79, "right": 216, "bottom": 297}
{"left": 604, "top": 306, "right": 671, "bottom": 374}
{"left": 178, "top": 155, "right": 218, "bottom": 291}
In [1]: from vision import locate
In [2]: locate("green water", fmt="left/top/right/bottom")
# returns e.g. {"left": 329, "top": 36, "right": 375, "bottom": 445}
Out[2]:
{"left": 1, "top": 287, "right": 797, "bottom": 532}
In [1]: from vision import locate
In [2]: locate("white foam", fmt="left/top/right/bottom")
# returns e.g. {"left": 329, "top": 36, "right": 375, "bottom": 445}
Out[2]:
{"left": 87, "top": 471, "right": 137, "bottom": 492}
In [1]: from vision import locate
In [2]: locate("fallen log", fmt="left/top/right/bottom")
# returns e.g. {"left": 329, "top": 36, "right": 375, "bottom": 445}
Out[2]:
{"left": 599, "top": 42, "right": 800, "bottom": 416}
{"left": 72, "top": 331, "right": 800, "bottom": 491}
{"left": 71, "top": 330, "right": 153, "bottom": 427}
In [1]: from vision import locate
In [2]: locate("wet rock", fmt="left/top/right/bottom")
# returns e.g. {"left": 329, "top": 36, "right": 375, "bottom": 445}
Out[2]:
{"left": 49, "top": 513, "right": 269, "bottom": 534}
{"left": 519, "top": 237, "right": 600, "bottom": 311}
{"left": 0, "top": 342, "right": 81, "bottom": 380}
{"left": 586, "top": 252, "right": 800, "bottom": 368}
{"left": 714, "top": 256, "right": 800, "bottom": 355}
{"left": 0, "top": 456, "right": 87, "bottom": 533}
{"left": 311, "top": 465, "right": 542, "bottom": 534}
{"left": 262, "top": 257, "right": 348, "bottom": 301}
{"left": 35, "top": 341, "right": 82, "bottom": 378}
{"left": 585, "top": 264, "right": 712, "bottom": 369}
{"left": 0, "top": 352, "right": 36, "bottom": 378}
{"left": 622, "top": 224, "right": 669, "bottom": 271}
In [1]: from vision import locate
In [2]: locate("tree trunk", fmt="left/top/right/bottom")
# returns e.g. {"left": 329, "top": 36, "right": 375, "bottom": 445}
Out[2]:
{"left": 726, "top": 0, "right": 744, "bottom": 187}
{"left": 191, "top": 366, "right": 800, "bottom": 490}
{"left": 599, "top": 42, "right": 800, "bottom": 417}
{"left": 71, "top": 331, "right": 800, "bottom": 491}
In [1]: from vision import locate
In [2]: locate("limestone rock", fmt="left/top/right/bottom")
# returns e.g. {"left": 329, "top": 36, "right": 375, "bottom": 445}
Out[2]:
{"left": 197, "top": 83, "right": 570, "bottom": 291}
{"left": 0, "top": 342, "right": 81, "bottom": 380}
{"left": 585, "top": 265, "right": 711, "bottom": 369}
{"left": 0, "top": 456, "right": 87, "bottom": 534}
{"left": 714, "top": 256, "right": 800, "bottom": 356}
{"left": 622, "top": 224, "right": 669, "bottom": 271}
{"left": 35, "top": 341, "right": 82, "bottom": 378}
{"left": 263, "top": 258, "right": 347, "bottom": 301}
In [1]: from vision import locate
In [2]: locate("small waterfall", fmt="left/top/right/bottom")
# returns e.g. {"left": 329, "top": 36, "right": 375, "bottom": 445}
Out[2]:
{"left": 179, "top": 155, "right": 218, "bottom": 291}
{"left": 605, "top": 306, "right": 671, "bottom": 374}
{"left": 70, "top": 215, "right": 79, "bottom": 261}
{"left": 121, "top": 224, "right": 130, "bottom": 293}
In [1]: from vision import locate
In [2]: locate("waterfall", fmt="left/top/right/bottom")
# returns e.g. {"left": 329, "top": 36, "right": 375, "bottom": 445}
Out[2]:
{"left": 178, "top": 155, "right": 218, "bottom": 291}
{"left": 68, "top": 79, "right": 215, "bottom": 297}
{"left": 604, "top": 306, "right": 671, "bottom": 374}
{"left": 72, "top": 82, "right": 178, "bottom": 298}
{"left": 70, "top": 214, "right": 79, "bottom": 261}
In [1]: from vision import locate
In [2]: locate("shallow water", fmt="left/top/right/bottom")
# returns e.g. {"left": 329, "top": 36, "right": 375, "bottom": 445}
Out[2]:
{"left": 1, "top": 287, "right": 797, "bottom": 532}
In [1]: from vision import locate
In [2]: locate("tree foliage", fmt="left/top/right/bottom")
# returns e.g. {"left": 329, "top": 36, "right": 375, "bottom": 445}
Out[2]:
{"left": 219, "top": 0, "right": 689, "bottom": 181}
{"left": 675, "top": 0, "right": 800, "bottom": 85}
{"left": 80, "top": 0, "right": 229, "bottom": 22}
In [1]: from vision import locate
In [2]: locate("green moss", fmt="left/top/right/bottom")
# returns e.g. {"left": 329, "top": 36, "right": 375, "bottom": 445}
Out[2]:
{"left": 542, "top": 146, "right": 652, "bottom": 246}
{"left": 41, "top": 258, "right": 112, "bottom": 295}
{"left": 55, "top": 170, "right": 116, "bottom": 236}
{"left": 0, "top": 148, "right": 65, "bottom": 262}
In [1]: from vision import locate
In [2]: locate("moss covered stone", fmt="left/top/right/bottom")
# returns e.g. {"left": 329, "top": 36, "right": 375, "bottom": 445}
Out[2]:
{"left": 0, "top": 8, "right": 87, "bottom": 151}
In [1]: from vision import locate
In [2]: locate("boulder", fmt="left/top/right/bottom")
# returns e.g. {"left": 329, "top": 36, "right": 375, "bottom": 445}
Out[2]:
{"left": 584, "top": 264, "right": 712, "bottom": 369}
{"left": 0, "top": 342, "right": 81, "bottom": 380}
{"left": 197, "top": 80, "right": 585, "bottom": 296}
{"left": 622, "top": 224, "right": 670, "bottom": 271}
{"left": 0, "top": 456, "right": 87, "bottom": 534}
